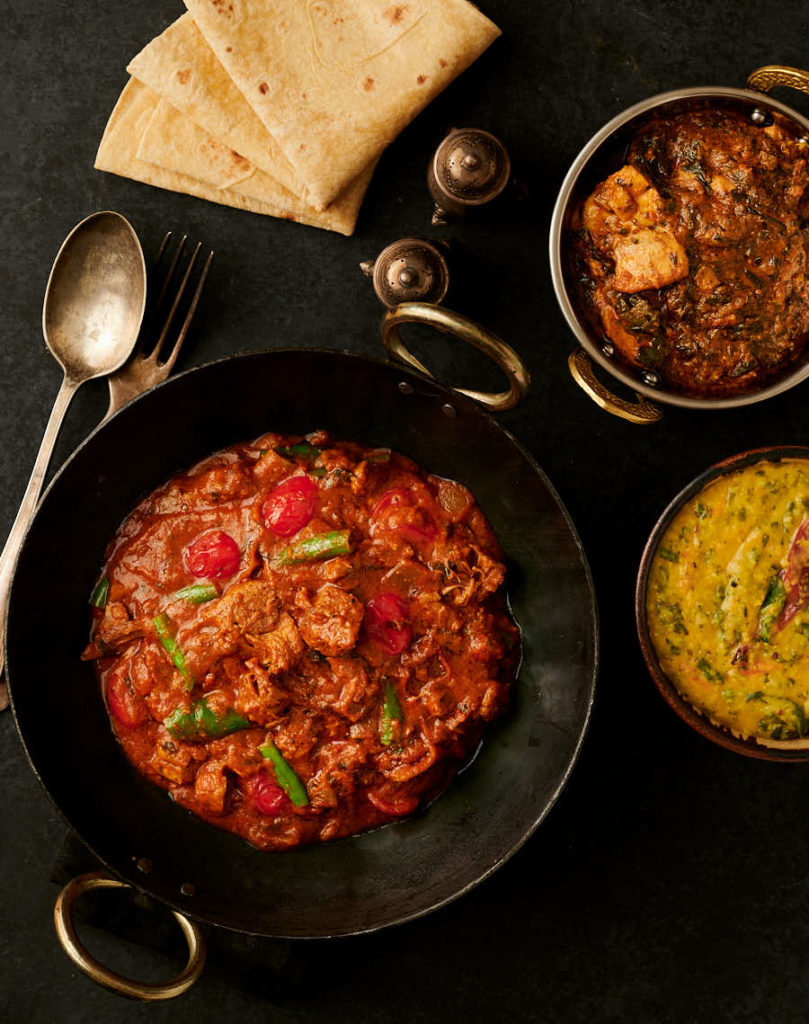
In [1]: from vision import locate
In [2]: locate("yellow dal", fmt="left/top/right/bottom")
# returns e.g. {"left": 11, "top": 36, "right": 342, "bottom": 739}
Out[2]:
{"left": 647, "top": 458, "right": 809, "bottom": 744}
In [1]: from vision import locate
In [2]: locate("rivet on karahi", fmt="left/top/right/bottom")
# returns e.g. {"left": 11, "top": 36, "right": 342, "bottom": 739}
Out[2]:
{"left": 180, "top": 882, "right": 196, "bottom": 897}
{"left": 750, "top": 108, "right": 771, "bottom": 126}
{"left": 428, "top": 127, "right": 511, "bottom": 225}
{"left": 136, "top": 857, "right": 153, "bottom": 874}
{"left": 398, "top": 381, "right": 415, "bottom": 395}
{"left": 441, "top": 403, "right": 457, "bottom": 418}
{"left": 360, "top": 238, "right": 450, "bottom": 309}
{"left": 602, "top": 341, "right": 615, "bottom": 358}
{"left": 641, "top": 369, "right": 660, "bottom": 387}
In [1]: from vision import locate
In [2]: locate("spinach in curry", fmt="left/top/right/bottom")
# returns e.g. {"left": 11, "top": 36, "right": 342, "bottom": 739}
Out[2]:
{"left": 572, "top": 108, "right": 809, "bottom": 396}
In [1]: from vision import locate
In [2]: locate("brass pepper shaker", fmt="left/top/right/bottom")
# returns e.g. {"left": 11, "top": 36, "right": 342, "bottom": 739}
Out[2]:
{"left": 360, "top": 238, "right": 450, "bottom": 309}
{"left": 427, "top": 128, "right": 511, "bottom": 225}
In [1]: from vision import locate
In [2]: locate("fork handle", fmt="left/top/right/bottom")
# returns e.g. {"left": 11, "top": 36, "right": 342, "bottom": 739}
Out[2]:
{"left": 105, "top": 373, "right": 139, "bottom": 420}
{"left": 0, "top": 375, "right": 80, "bottom": 707}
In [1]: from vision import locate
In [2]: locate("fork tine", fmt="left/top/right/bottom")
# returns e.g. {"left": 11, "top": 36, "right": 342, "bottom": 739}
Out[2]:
{"left": 160, "top": 249, "right": 214, "bottom": 373}
{"left": 154, "top": 230, "right": 173, "bottom": 263}
{"left": 125, "top": 232, "right": 186, "bottom": 361}
{"left": 151, "top": 241, "right": 202, "bottom": 363}
{"left": 105, "top": 235, "right": 213, "bottom": 420}
{"left": 149, "top": 233, "right": 188, "bottom": 328}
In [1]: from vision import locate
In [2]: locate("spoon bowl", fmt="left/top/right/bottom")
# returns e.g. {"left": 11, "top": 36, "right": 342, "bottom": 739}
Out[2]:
{"left": 43, "top": 211, "right": 147, "bottom": 381}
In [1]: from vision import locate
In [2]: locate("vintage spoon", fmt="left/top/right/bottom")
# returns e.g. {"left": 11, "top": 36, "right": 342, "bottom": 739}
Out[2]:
{"left": 0, "top": 212, "right": 147, "bottom": 708}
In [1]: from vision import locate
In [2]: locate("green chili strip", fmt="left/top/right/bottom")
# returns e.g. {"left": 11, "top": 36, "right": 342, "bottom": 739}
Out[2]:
{"left": 658, "top": 548, "right": 679, "bottom": 563}
{"left": 380, "top": 683, "right": 403, "bottom": 747}
{"left": 164, "top": 698, "right": 249, "bottom": 740}
{"left": 275, "top": 529, "right": 351, "bottom": 566}
{"left": 153, "top": 613, "right": 194, "bottom": 692}
{"left": 91, "top": 577, "right": 110, "bottom": 609}
{"left": 366, "top": 450, "right": 391, "bottom": 464}
{"left": 174, "top": 583, "right": 218, "bottom": 604}
{"left": 274, "top": 442, "right": 321, "bottom": 461}
{"left": 757, "top": 574, "right": 786, "bottom": 643}
{"left": 260, "top": 742, "right": 309, "bottom": 806}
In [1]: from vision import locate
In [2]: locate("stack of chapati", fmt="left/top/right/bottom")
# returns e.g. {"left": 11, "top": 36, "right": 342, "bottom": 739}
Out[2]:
{"left": 96, "top": 1, "right": 501, "bottom": 236}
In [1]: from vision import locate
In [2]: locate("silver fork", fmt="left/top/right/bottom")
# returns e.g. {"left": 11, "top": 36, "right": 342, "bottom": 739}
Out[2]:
{"left": 105, "top": 232, "right": 214, "bottom": 419}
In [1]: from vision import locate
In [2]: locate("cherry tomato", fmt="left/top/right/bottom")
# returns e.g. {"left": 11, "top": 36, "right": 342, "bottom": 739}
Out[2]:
{"left": 365, "top": 592, "right": 412, "bottom": 655}
{"left": 106, "top": 668, "right": 148, "bottom": 728}
{"left": 371, "top": 488, "right": 437, "bottom": 546}
{"left": 244, "top": 774, "right": 288, "bottom": 816}
{"left": 184, "top": 530, "right": 241, "bottom": 579}
{"left": 371, "top": 488, "right": 412, "bottom": 519}
{"left": 395, "top": 511, "right": 437, "bottom": 546}
{"left": 367, "top": 790, "right": 420, "bottom": 817}
{"left": 778, "top": 518, "right": 809, "bottom": 629}
{"left": 261, "top": 476, "right": 319, "bottom": 537}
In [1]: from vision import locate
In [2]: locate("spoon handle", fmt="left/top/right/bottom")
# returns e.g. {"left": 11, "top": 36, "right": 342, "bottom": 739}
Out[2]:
{"left": 0, "top": 375, "right": 80, "bottom": 705}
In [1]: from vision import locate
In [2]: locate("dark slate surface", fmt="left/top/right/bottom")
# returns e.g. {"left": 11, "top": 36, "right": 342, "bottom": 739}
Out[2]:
{"left": 3, "top": 1, "right": 809, "bottom": 1021}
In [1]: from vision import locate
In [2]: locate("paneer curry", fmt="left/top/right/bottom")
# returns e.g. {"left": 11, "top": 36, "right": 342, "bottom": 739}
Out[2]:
{"left": 83, "top": 432, "right": 519, "bottom": 850}
{"left": 647, "top": 458, "right": 809, "bottom": 745}
{"left": 571, "top": 108, "right": 809, "bottom": 395}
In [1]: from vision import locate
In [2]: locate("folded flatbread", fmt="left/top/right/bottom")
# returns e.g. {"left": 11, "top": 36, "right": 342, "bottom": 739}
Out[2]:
{"left": 126, "top": 13, "right": 304, "bottom": 198}
{"left": 183, "top": 0, "right": 500, "bottom": 210}
{"left": 95, "top": 78, "right": 371, "bottom": 235}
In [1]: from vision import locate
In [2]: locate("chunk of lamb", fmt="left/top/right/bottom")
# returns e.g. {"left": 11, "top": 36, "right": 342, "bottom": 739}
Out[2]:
{"left": 193, "top": 760, "right": 229, "bottom": 815}
{"left": 214, "top": 579, "right": 280, "bottom": 634}
{"left": 307, "top": 741, "right": 369, "bottom": 810}
{"left": 583, "top": 165, "right": 689, "bottom": 292}
{"left": 377, "top": 731, "right": 438, "bottom": 783}
{"left": 295, "top": 583, "right": 364, "bottom": 657}
{"left": 184, "top": 580, "right": 280, "bottom": 676}
{"left": 245, "top": 612, "right": 304, "bottom": 675}
{"left": 82, "top": 601, "right": 147, "bottom": 660}
{"left": 231, "top": 657, "right": 289, "bottom": 725}
{"left": 302, "top": 657, "right": 373, "bottom": 722}
{"left": 150, "top": 731, "right": 198, "bottom": 785}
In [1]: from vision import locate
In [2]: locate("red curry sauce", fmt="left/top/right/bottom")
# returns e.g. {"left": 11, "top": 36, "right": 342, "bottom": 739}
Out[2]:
{"left": 83, "top": 432, "right": 519, "bottom": 850}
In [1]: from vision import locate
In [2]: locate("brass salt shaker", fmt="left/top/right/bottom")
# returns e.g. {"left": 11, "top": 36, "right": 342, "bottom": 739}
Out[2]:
{"left": 427, "top": 128, "right": 511, "bottom": 225}
{"left": 359, "top": 238, "right": 450, "bottom": 309}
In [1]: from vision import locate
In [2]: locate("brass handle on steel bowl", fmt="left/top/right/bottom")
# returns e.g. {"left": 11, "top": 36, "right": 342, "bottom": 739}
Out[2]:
{"left": 568, "top": 349, "right": 662, "bottom": 425}
{"left": 54, "top": 871, "right": 206, "bottom": 1001}
{"left": 380, "top": 301, "right": 530, "bottom": 412}
{"left": 747, "top": 65, "right": 809, "bottom": 96}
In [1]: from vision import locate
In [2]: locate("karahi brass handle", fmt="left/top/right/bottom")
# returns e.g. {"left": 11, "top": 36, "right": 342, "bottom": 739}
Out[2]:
{"left": 747, "top": 64, "right": 809, "bottom": 96}
{"left": 381, "top": 302, "right": 530, "bottom": 412}
{"left": 568, "top": 349, "right": 662, "bottom": 425}
{"left": 54, "top": 871, "right": 206, "bottom": 1001}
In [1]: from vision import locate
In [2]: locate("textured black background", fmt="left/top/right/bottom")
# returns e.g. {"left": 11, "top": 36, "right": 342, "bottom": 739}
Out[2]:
{"left": 4, "top": 1, "right": 809, "bottom": 1021}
